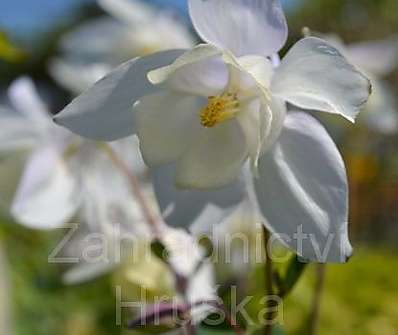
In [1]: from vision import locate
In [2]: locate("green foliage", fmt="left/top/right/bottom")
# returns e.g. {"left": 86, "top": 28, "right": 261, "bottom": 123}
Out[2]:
{"left": 277, "top": 256, "right": 308, "bottom": 298}
{"left": 0, "top": 32, "right": 27, "bottom": 63}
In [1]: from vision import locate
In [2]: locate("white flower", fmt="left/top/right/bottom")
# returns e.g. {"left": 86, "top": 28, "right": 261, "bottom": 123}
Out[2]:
{"left": 0, "top": 77, "right": 148, "bottom": 231}
{"left": 320, "top": 34, "right": 398, "bottom": 134}
{"left": 55, "top": 0, "right": 371, "bottom": 262}
{"left": 1, "top": 77, "right": 242, "bottom": 236}
{"left": 50, "top": 0, "right": 195, "bottom": 94}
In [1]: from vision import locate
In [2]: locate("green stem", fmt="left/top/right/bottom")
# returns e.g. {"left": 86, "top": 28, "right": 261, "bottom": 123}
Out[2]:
{"left": 308, "top": 264, "right": 326, "bottom": 335}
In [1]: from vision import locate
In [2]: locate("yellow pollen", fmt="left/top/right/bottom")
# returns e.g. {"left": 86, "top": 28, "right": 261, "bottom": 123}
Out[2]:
{"left": 200, "top": 93, "right": 239, "bottom": 128}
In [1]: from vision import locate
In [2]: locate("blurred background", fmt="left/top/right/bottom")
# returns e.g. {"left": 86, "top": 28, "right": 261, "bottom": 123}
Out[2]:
{"left": 0, "top": 0, "right": 397, "bottom": 334}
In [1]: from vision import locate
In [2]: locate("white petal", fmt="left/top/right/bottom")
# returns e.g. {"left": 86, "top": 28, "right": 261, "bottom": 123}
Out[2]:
{"left": 135, "top": 92, "right": 202, "bottom": 166}
{"left": 109, "top": 136, "right": 147, "bottom": 176}
{"left": 100, "top": 0, "right": 195, "bottom": 50}
{"left": 49, "top": 58, "right": 111, "bottom": 94}
{"left": 63, "top": 262, "right": 116, "bottom": 285}
{"left": 8, "top": 77, "right": 50, "bottom": 120}
{"left": 54, "top": 50, "right": 184, "bottom": 140}
{"left": 254, "top": 112, "right": 352, "bottom": 263}
{"left": 361, "top": 78, "right": 398, "bottom": 134}
{"left": 187, "top": 261, "right": 216, "bottom": 322}
{"left": 0, "top": 115, "right": 39, "bottom": 152}
{"left": 148, "top": 44, "right": 227, "bottom": 97}
{"left": 346, "top": 36, "right": 398, "bottom": 76}
{"left": 237, "top": 55, "right": 274, "bottom": 88}
{"left": 99, "top": 0, "right": 155, "bottom": 26}
{"left": 237, "top": 95, "right": 286, "bottom": 167}
{"left": 176, "top": 120, "right": 248, "bottom": 189}
{"left": 59, "top": 17, "right": 132, "bottom": 61}
{"left": 152, "top": 164, "right": 245, "bottom": 228}
{"left": 272, "top": 37, "right": 371, "bottom": 122}
{"left": 188, "top": 0, "right": 288, "bottom": 57}
{"left": 11, "top": 146, "right": 80, "bottom": 229}
{"left": 228, "top": 56, "right": 286, "bottom": 165}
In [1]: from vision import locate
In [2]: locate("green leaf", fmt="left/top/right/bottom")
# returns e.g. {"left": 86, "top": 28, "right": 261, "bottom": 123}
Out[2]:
{"left": 279, "top": 256, "right": 308, "bottom": 297}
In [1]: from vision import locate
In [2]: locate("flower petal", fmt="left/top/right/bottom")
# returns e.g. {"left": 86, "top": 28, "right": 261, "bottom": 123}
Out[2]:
{"left": 254, "top": 112, "right": 352, "bottom": 263}
{"left": 59, "top": 17, "right": 131, "bottom": 61}
{"left": 176, "top": 120, "right": 248, "bottom": 189}
{"left": 346, "top": 36, "right": 398, "bottom": 76}
{"left": 99, "top": 0, "right": 155, "bottom": 26}
{"left": 271, "top": 37, "right": 371, "bottom": 122}
{"left": 237, "top": 95, "right": 286, "bottom": 168}
{"left": 152, "top": 164, "right": 245, "bottom": 228}
{"left": 188, "top": 0, "right": 288, "bottom": 57}
{"left": 11, "top": 146, "right": 80, "bottom": 229}
{"left": 148, "top": 44, "right": 227, "bottom": 97}
{"left": 135, "top": 92, "right": 202, "bottom": 166}
{"left": 54, "top": 49, "right": 184, "bottom": 141}
{"left": 63, "top": 262, "right": 116, "bottom": 285}
{"left": 49, "top": 58, "right": 112, "bottom": 94}
{"left": 8, "top": 77, "right": 50, "bottom": 120}
{"left": 228, "top": 56, "right": 286, "bottom": 167}
{"left": 0, "top": 114, "right": 39, "bottom": 152}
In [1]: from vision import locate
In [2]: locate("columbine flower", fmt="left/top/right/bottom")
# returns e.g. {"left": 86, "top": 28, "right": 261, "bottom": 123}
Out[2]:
{"left": 1, "top": 77, "right": 235, "bottom": 237}
{"left": 50, "top": 0, "right": 195, "bottom": 94}
{"left": 319, "top": 33, "right": 398, "bottom": 134}
{"left": 55, "top": 0, "right": 371, "bottom": 262}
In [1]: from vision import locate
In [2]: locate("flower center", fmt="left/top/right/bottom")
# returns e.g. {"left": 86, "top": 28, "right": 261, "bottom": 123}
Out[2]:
{"left": 200, "top": 93, "right": 240, "bottom": 128}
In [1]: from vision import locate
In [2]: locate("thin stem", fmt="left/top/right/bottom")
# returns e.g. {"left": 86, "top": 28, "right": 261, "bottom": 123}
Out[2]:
{"left": 103, "top": 144, "right": 161, "bottom": 235}
{"left": 104, "top": 144, "right": 198, "bottom": 335}
{"left": 263, "top": 226, "right": 277, "bottom": 335}
{"left": 308, "top": 264, "right": 326, "bottom": 335}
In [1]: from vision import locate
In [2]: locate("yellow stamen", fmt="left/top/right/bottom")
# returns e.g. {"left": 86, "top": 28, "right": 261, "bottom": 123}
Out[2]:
{"left": 200, "top": 93, "right": 240, "bottom": 128}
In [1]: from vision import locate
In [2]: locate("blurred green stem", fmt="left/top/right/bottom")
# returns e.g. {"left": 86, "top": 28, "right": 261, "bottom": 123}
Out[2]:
{"left": 263, "top": 226, "right": 276, "bottom": 335}
{"left": 308, "top": 264, "right": 326, "bottom": 335}
{"left": 0, "top": 243, "right": 12, "bottom": 335}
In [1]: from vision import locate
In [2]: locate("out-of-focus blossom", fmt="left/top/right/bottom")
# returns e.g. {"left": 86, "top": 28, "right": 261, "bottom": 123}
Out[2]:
{"left": 50, "top": 0, "right": 195, "bottom": 94}
{"left": 0, "top": 77, "right": 148, "bottom": 231}
{"left": 64, "top": 225, "right": 216, "bottom": 324}
{"left": 321, "top": 34, "right": 398, "bottom": 134}
{"left": 55, "top": 0, "right": 371, "bottom": 262}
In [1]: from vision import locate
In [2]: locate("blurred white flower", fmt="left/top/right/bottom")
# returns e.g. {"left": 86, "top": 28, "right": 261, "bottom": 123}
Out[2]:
{"left": 50, "top": 0, "right": 195, "bottom": 94}
{"left": 321, "top": 34, "right": 398, "bottom": 134}
{"left": 64, "top": 225, "right": 216, "bottom": 323}
{"left": 0, "top": 77, "right": 148, "bottom": 232}
{"left": 54, "top": 0, "right": 372, "bottom": 262}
